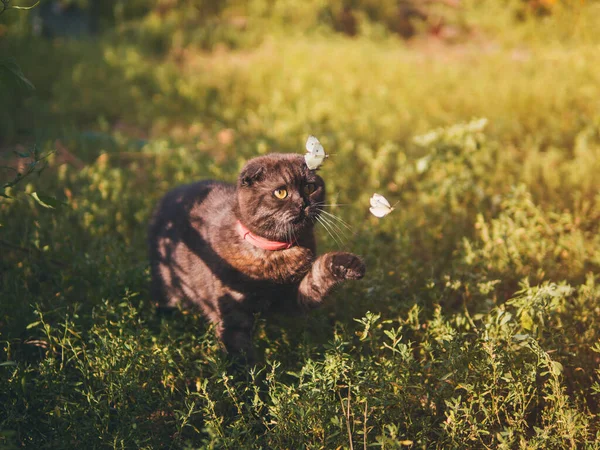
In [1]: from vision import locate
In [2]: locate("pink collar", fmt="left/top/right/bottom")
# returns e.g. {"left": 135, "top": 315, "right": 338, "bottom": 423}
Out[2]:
{"left": 236, "top": 220, "right": 295, "bottom": 251}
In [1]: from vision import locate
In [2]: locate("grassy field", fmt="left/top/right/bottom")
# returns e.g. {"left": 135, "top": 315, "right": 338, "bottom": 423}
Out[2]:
{"left": 1, "top": 1, "right": 600, "bottom": 448}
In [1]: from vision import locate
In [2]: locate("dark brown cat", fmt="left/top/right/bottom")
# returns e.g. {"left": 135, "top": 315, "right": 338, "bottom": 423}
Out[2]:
{"left": 148, "top": 153, "right": 365, "bottom": 362}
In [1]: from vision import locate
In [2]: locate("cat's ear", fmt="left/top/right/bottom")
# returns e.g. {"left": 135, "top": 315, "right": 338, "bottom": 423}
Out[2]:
{"left": 239, "top": 162, "right": 265, "bottom": 187}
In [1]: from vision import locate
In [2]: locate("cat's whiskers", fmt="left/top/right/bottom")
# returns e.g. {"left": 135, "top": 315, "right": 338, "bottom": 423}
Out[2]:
{"left": 315, "top": 207, "right": 353, "bottom": 237}
{"left": 280, "top": 213, "right": 298, "bottom": 245}
{"left": 315, "top": 216, "right": 341, "bottom": 247}
{"left": 316, "top": 215, "right": 345, "bottom": 248}
{"left": 319, "top": 209, "right": 354, "bottom": 232}
{"left": 319, "top": 214, "right": 348, "bottom": 243}
{"left": 315, "top": 202, "right": 349, "bottom": 208}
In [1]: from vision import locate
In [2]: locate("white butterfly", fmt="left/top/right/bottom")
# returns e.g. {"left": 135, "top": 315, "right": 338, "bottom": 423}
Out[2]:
{"left": 304, "top": 135, "right": 328, "bottom": 170}
{"left": 369, "top": 193, "right": 395, "bottom": 218}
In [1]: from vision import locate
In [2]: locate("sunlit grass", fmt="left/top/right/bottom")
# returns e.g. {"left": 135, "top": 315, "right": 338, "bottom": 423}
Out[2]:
{"left": 1, "top": 1, "right": 600, "bottom": 448}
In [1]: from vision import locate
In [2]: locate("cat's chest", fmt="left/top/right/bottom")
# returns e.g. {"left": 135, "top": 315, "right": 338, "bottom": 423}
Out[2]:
{"left": 262, "top": 251, "right": 311, "bottom": 280}
{"left": 218, "top": 243, "right": 313, "bottom": 284}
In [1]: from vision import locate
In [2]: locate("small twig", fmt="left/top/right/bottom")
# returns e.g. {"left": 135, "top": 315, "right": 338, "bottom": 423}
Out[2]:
{"left": 363, "top": 399, "right": 368, "bottom": 450}
{"left": 0, "top": 0, "right": 39, "bottom": 15}
{"left": 338, "top": 385, "right": 354, "bottom": 450}
{"left": 1, "top": 147, "right": 54, "bottom": 196}
{"left": 0, "top": 165, "right": 19, "bottom": 173}
{"left": 348, "top": 387, "right": 353, "bottom": 450}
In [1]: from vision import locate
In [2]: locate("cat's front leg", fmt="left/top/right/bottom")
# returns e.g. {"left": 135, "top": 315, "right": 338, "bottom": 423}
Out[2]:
{"left": 265, "top": 246, "right": 314, "bottom": 283}
{"left": 297, "top": 252, "right": 366, "bottom": 309}
{"left": 216, "top": 307, "right": 256, "bottom": 365}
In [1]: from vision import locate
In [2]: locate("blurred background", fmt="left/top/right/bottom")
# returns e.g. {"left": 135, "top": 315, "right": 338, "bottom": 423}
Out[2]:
{"left": 2, "top": 1, "right": 600, "bottom": 448}
{"left": 3, "top": 0, "right": 597, "bottom": 150}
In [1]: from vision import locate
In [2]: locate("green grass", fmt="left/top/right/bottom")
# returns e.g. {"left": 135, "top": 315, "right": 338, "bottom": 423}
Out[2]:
{"left": 2, "top": 1, "right": 600, "bottom": 448}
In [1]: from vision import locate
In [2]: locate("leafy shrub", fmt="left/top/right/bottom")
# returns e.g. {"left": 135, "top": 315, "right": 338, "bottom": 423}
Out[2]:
{"left": 2, "top": 1, "right": 600, "bottom": 448}
{"left": 459, "top": 185, "right": 600, "bottom": 287}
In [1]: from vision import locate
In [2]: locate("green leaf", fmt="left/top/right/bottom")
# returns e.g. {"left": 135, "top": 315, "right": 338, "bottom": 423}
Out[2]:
{"left": 512, "top": 334, "right": 530, "bottom": 341}
{"left": 550, "top": 360, "right": 563, "bottom": 377}
{"left": 0, "top": 57, "right": 36, "bottom": 94}
{"left": 9, "top": 1, "right": 40, "bottom": 11}
{"left": 440, "top": 371, "right": 455, "bottom": 381}
{"left": 31, "top": 192, "right": 62, "bottom": 209}
{"left": 520, "top": 310, "right": 534, "bottom": 331}
{"left": 26, "top": 321, "right": 41, "bottom": 329}
{"left": 499, "top": 312, "right": 512, "bottom": 326}
{"left": 0, "top": 361, "right": 17, "bottom": 367}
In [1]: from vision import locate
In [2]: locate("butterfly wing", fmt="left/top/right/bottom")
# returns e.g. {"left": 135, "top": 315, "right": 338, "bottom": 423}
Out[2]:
{"left": 369, "top": 193, "right": 394, "bottom": 217}
{"left": 305, "top": 152, "right": 325, "bottom": 170}
{"left": 369, "top": 206, "right": 392, "bottom": 218}
{"left": 305, "top": 135, "right": 326, "bottom": 169}
{"left": 370, "top": 193, "right": 391, "bottom": 209}
{"left": 306, "top": 135, "right": 323, "bottom": 155}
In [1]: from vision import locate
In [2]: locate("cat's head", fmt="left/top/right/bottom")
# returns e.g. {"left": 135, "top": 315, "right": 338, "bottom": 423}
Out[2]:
{"left": 235, "top": 153, "right": 325, "bottom": 241}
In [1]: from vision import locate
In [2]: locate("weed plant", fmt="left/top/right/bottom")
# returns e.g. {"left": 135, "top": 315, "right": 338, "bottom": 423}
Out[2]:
{"left": 1, "top": 1, "right": 600, "bottom": 448}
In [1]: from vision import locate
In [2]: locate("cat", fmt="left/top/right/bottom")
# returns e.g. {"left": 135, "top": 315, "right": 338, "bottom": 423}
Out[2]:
{"left": 148, "top": 152, "right": 365, "bottom": 363}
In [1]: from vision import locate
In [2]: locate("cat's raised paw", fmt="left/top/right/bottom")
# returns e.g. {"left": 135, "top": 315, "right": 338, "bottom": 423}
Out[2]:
{"left": 330, "top": 253, "right": 366, "bottom": 280}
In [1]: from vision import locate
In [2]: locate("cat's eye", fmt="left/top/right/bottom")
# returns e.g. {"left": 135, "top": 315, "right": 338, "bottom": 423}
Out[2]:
{"left": 273, "top": 188, "right": 288, "bottom": 199}
{"left": 303, "top": 183, "right": 316, "bottom": 195}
